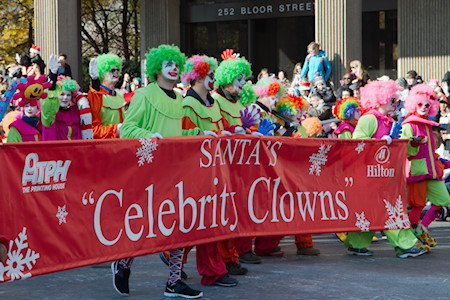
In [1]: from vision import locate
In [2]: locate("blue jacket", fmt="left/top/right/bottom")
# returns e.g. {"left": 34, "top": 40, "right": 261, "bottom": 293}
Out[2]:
{"left": 300, "top": 50, "right": 332, "bottom": 81}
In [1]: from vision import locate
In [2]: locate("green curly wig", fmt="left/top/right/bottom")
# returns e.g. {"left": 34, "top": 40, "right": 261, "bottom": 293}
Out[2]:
{"left": 239, "top": 82, "right": 257, "bottom": 106}
{"left": 97, "top": 53, "right": 122, "bottom": 81}
{"left": 214, "top": 57, "right": 252, "bottom": 88}
{"left": 60, "top": 78, "right": 78, "bottom": 92}
{"left": 145, "top": 44, "right": 186, "bottom": 82}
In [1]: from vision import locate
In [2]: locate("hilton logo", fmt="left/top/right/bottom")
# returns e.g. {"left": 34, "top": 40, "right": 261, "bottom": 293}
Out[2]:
{"left": 368, "top": 146, "right": 395, "bottom": 178}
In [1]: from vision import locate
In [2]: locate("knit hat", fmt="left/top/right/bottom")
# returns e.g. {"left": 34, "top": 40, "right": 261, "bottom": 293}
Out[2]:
{"left": 314, "top": 76, "right": 325, "bottom": 86}
{"left": 181, "top": 55, "right": 218, "bottom": 85}
{"left": 214, "top": 49, "right": 252, "bottom": 88}
{"left": 30, "top": 45, "right": 40, "bottom": 55}
{"left": 396, "top": 77, "right": 407, "bottom": 88}
{"left": 299, "top": 81, "right": 311, "bottom": 91}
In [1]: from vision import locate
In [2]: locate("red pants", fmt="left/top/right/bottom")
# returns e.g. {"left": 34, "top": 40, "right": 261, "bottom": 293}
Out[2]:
{"left": 236, "top": 236, "right": 281, "bottom": 256}
{"left": 196, "top": 242, "right": 227, "bottom": 285}
{"left": 295, "top": 234, "right": 313, "bottom": 248}
{"left": 217, "top": 239, "right": 239, "bottom": 264}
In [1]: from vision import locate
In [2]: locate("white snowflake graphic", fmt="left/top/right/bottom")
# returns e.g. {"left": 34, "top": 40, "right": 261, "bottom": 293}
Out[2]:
{"left": 309, "top": 144, "right": 332, "bottom": 176}
{"left": 384, "top": 196, "right": 411, "bottom": 230}
{"left": 355, "top": 212, "right": 370, "bottom": 232}
{"left": 0, "top": 227, "right": 40, "bottom": 282}
{"left": 355, "top": 141, "right": 365, "bottom": 154}
{"left": 136, "top": 138, "right": 158, "bottom": 166}
{"left": 56, "top": 205, "right": 68, "bottom": 225}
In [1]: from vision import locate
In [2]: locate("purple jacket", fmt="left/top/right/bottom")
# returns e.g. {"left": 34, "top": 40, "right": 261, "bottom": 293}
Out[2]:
{"left": 9, "top": 119, "right": 41, "bottom": 142}
{"left": 366, "top": 109, "right": 393, "bottom": 139}
{"left": 42, "top": 106, "right": 81, "bottom": 141}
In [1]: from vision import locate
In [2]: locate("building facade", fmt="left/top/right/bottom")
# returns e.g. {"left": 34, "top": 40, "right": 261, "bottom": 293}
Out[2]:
{"left": 35, "top": 0, "right": 450, "bottom": 86}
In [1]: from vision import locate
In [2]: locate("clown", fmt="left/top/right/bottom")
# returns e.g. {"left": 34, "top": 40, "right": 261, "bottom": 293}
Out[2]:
{"left": 88, "top": 53, "right": 126, "bottom": 139}
{"left": 117, "top": 45, "right": 202, "bottom": 299}
{"left": 400, "top": 84, "right": 450, "bottom": 249}
{"left": 212, "top": 49, "right": 252, "bottom": 130}
{"left": 181, "top": 55, "right": 230, "bottom": 135}
{"left": 333, "top": 97, "right": 361, "bottom": 139}
{"left": 346, "top": 80, "right": 427, "bottom": 258}
{"left": 273, "top": 94, "right": 309, "bottom": 137}
{"left": 8, "top": 75, "right": 51, "bottom": 142}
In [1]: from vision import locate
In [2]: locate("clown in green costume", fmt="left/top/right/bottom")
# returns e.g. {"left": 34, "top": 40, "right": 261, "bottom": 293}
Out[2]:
{"left": 212, "top": 49, "right": 252, "bottom": 132}
{"left": 87, "top": 53, "right": 126, "bottom": 139}
{"left": 114, "top": 44, "right": 203, "bottom": 299}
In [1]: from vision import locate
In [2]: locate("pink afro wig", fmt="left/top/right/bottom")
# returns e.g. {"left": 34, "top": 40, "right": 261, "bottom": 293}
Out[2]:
{"left": 181, "top": 55, "right": 218, "bottom": 85}
{"left": 404, "top": 84, "right": 439, "bottom": 117}
{"left": 359, "top": 80, "right": 399, "bottom": 110}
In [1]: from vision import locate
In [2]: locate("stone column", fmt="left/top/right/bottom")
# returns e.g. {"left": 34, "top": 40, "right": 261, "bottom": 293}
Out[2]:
{"left": 315, "top": 0, "right": 362, "bottom": 86}
{"left": 140, "top": 0, "right": 181, "bottom": 82}
{"left": 34, "top": 0, "right": 82, "bottom": 82}
{"left": 398, "top": 0, "right": 450, "bottom": 81}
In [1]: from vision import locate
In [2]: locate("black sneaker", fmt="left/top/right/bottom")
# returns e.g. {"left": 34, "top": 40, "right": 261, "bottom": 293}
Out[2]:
{"left": 159, "top": 252, "right": 188, "bottom": 279}
{"left": 347, "top": 247, "right": 374, "bottom": 256}
{"left": 164, "top": 280, "right": 203, "bottom": 299}
{"left": 213, "top": 273, "right": 238, "bottom": 287}
{"left": 111, "top": 261, "right": 130, "bottom": 296}
{"left": 225, "top": 262, "right": 248, "bottom": 275}
{"left": 238, "top": 250, "right": 262, "bottom": 264}
{"left": 397, "top": 246, "right": 428, "bottom": 258}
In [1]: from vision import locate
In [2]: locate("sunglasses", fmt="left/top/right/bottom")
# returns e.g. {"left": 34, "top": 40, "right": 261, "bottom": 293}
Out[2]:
{"left": 417, "top": 103, "right": 431, "bottom": 108}
{"left": 111, "top": 68, "right": 119, "bottom": 72}
{"left": 344, "top": 77, "right": 352, "bottom": 80}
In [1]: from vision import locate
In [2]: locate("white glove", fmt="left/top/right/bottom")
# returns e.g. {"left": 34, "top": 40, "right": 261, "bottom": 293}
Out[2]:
{"left": 251, "top": 131, "right": 263, "bottom": 136}
{"left": 89, "top": 58, "right": 99, "bottom": 79}
{"left": 202, "top": 130, "right": 218, "bottom": 137}
{"left": 381, "top": 135, "right": 392, "bottom": 145}
{"left": 234, "top": 126, "right": 246, "bottom": 135}
{"left": 151, "top": 133, "right": 163, "bottom": 139}
{"left": 116, "top": 123, "right": 122, "bottom": 136}
{"left": 221, "top": 130, "right": 232, "bottom": 136}
{"left": 49, "top": 54, "right": 59, "bottom": 74}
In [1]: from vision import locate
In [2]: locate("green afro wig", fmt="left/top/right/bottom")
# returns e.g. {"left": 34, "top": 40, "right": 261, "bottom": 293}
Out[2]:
{"left": 60, "top": 78, "right": 78, "bottom": 92}
{"left": 214, "top": 57, "right": 252, "bottom": 88}
{"left": 145, "top": 44, "right": 186, "bottom": 82}
{"left": 239, "top": 82, "right": 257, "bottom": 106}
{"left": 97, "top": 53, "right": 122, "bottom": 81}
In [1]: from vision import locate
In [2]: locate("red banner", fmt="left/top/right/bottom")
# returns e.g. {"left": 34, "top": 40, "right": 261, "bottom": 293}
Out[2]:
{"left": 0, "top": 136, "right": 410, "bottom": 282}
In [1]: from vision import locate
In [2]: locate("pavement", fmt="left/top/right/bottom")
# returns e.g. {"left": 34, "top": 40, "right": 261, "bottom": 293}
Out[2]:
{"left": 2, "top": 222, "right": 450, "bottom": 300}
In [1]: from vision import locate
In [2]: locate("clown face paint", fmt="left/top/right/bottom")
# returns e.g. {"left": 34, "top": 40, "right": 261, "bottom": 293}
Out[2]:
{"left": 417, "top": 101, "right": 431, "bottom": 116}
{"left": 353, "top": 109, "right": 362, "bottom": 120}
{"left": 233, "top": 74, "right": 246, "bottom": 94}
{"left": 162, "top": 61, "right": 180, "bottom": 81}
{"left": 59, "top": 90, "right": 72, "bottom": 108}
{"left": 204, "top": 72, "right": 215, "bottom": 91}
{"left": 294, "top": 108, "right": 308, "bottom": 123}
{"left": 104, "top": 67, "right": 120, "bottom": 84}
{"left": 24, "top": 102, "right": 38, "bottom": 118}
{"left": 269, "top": 94, "right": 279, "bottom": 110}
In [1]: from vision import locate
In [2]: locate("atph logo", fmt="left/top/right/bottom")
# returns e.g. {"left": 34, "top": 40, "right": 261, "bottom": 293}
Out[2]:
{"left": 375, "top": 146, "right": 390, "bottom": 164}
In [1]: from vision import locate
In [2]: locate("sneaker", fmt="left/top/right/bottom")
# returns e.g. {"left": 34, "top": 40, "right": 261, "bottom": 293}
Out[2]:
{"left": 238, "top": 250, "right": 262, "bottom": 264}
{"left": 347, "top": 247, "right": 373, "bottom": 256}
{"left": 225, "top": 262, "right": 248, "bottom": 275}
{"left": 267, "top": 248, "right": 284, "bottom": 257}
{"left": 397, "top": 246, "right": 428, "bottom": 259}
{"left": 334, "top": 232, "right": 347, "bottom": 243}
{"left": 164, "top": 280, "right": 203, "bottom": 299}
{"left": 160, "top": 252, "right": 189, "bottom": 279}
{"left": 111, "top": 261, "right": 130, "bottom": 296}
{"left": 297, "top": 247, "right": 320, "bottom": 256}
{"left": 438, "top": 206, "right": 448, "bottom": 221}
{"left": 213, "top": 273, "right": 238, "bottom": 287}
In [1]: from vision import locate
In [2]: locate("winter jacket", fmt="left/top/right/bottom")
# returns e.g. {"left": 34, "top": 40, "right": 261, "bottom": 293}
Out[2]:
{"left": 299, "top": 50, "right": 332, "bottom": 81}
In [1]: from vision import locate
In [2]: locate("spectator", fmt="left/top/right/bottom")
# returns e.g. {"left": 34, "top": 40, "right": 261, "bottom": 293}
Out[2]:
{"left": 341, "top": 88, "right": 352, "bottom": 99}
{"left": 406, "top": 70, "right": 419, "bottom": 90}
{"left": 57, "top": 53, "right": 72, "bottom": 77}
{"left": 29, "top": 45, "right": 46, "bottom": 74}
{"left": 130, "top": 77, "right": 141, "bottom": 92}
{"left": 350, "top": 84, "right": 360, "bottom": 98}
{"left": 297, "top": 81, "right": 311, "bottom": 101}
{"left": 442, "top": 71, "right": 450, "bottom": 98}
{"left": 290, "top": 62, "right": 302, "bottom": 90}
{"left": 277, "top": 70, "right": 290, "bottom": 94}
{"left": 257, "top": 68, "right": 269, "bottom": 81}
{"left": 121, "top": 73, "right": 132, "bottom": 92}
{"left": 336, "top": 73, "right": 355, "bottom": 99}
{"left": 299, "top": 41, "right": 332, "bottom": 81}
{"left": 311, "top": 76, "right": 336, "bottom": 106}
{"left": 349, "top": 60, "right": 370, "bottom": 87}
{"left": 433, "top": 97, "right": 449, "bottom": 127}
{"left": 308, "top": 93, "right": 333, "bottom": 120}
